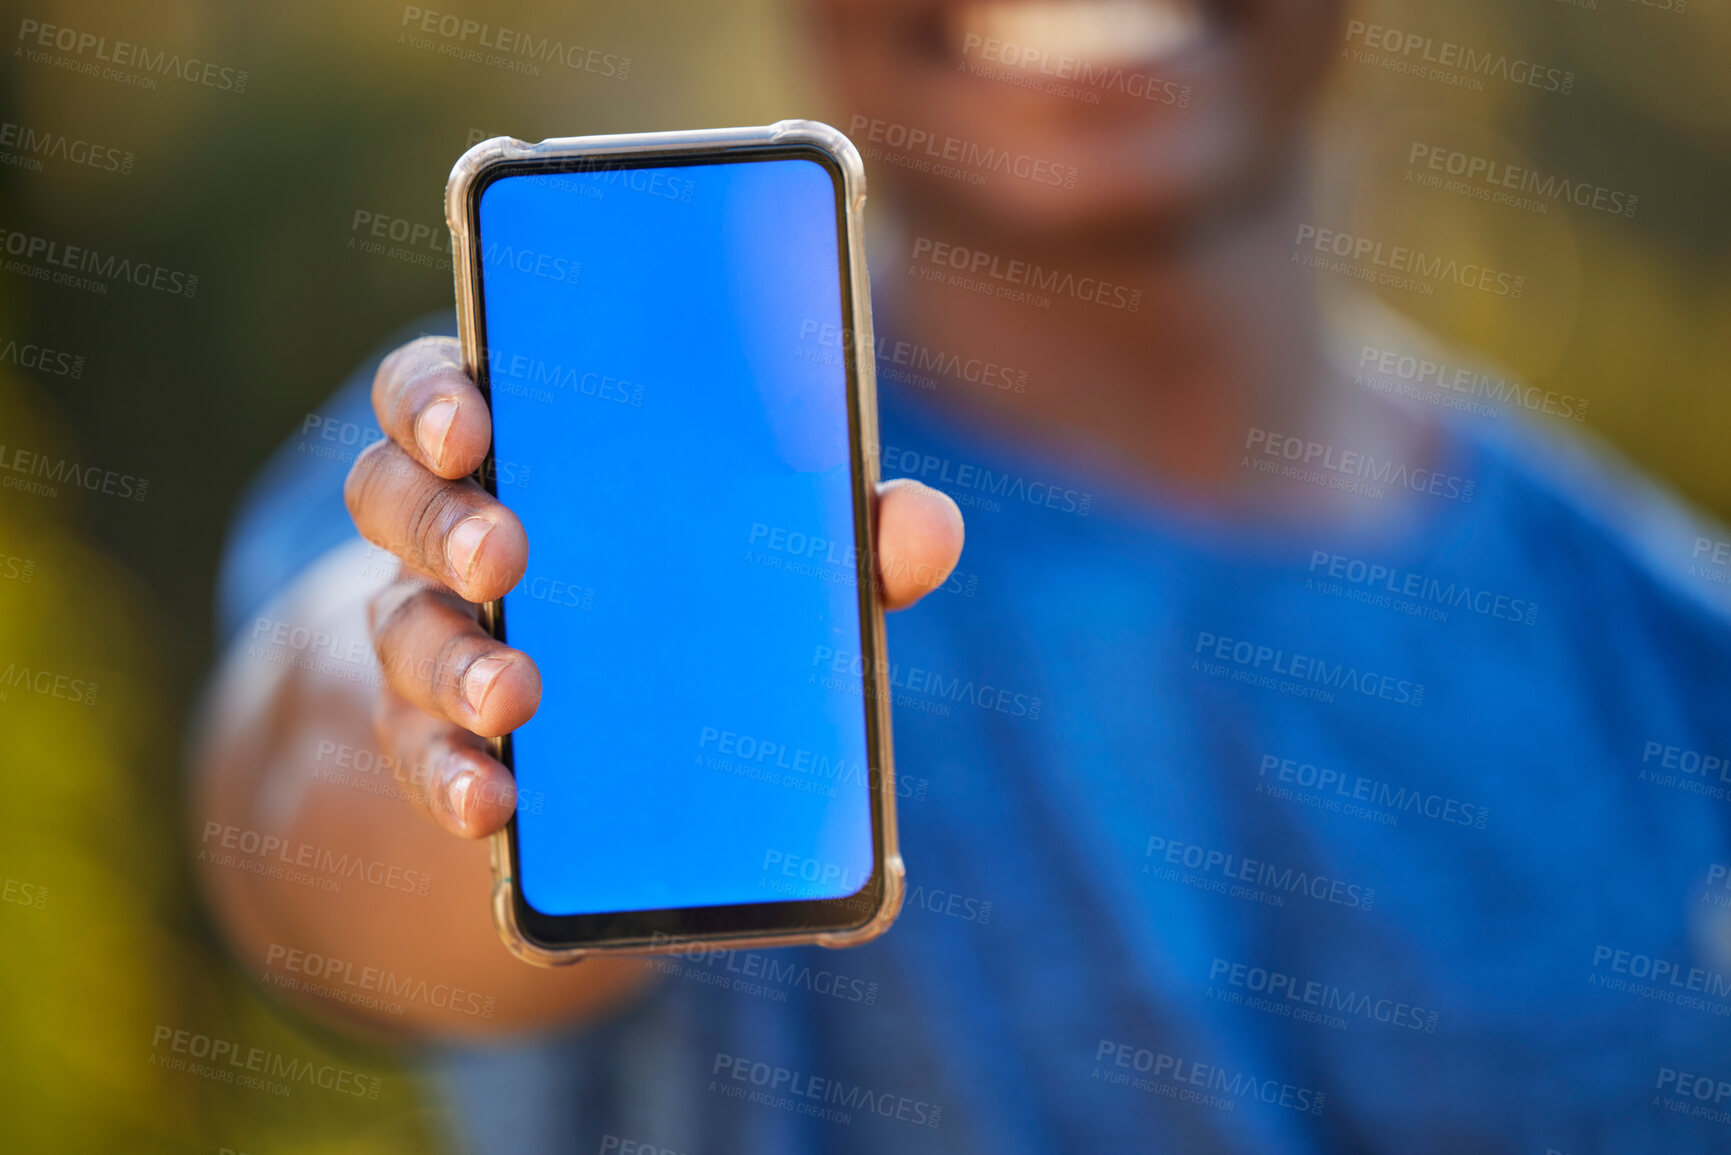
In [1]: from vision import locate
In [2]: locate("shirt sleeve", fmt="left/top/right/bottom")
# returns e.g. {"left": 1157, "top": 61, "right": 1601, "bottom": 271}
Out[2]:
{"left": 214, "top": 312, "right": 456, "bottom": 648}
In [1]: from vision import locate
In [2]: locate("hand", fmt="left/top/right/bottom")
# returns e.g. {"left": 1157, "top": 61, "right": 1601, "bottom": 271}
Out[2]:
{"left": 343, "top": 335, "right": 966, "bottom": 840}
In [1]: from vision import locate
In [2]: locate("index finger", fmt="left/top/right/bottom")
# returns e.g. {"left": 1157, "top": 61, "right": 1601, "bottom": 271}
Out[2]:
{"left": 372, "top": 335, "right": 492, "bottom": 481}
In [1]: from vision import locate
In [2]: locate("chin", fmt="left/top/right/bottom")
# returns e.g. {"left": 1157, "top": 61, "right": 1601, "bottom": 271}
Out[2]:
{"left": 815, "top": 0, "right": 1343, "bottom": 242}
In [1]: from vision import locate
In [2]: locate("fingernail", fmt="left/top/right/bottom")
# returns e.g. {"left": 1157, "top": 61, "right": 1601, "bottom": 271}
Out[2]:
{"left": 446, "top": 516, "right": 495, "bottom": 584}
{"left": 463, "top": 656, "right": 508, "bottom": 715}
{"left": 415, "top": 398, "right": 460, "bottom": 470}
{"left": 445, "top": 765, "right": 479, "bottom": 828}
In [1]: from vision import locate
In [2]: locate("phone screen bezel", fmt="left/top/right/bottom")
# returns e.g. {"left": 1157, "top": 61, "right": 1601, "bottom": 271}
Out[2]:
{"left": 464, "top": 143, "right": 888, "bottom": 951}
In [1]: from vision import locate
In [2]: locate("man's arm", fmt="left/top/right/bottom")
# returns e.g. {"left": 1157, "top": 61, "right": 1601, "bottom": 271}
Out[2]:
{"left": 191, "top": 334, "right": 965, "bottom": 1042}
{"left": 191, "top": 537, "right": 652, "bottom": 1039}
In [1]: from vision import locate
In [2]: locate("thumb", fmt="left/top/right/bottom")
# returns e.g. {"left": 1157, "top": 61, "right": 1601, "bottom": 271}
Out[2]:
{"left": 874, "top": 478, "right": 966, "bottom": 611}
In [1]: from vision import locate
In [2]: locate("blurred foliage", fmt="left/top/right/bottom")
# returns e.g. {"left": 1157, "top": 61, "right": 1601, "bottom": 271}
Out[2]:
{"left": 0, "top": 372, "right": 441, "bottom": 1151}
{"left": 0, "top": 0, "right": 1726, "bottom": 1150}
{"left": 1316, "top": 0, "right": 1731, "bottom": 509}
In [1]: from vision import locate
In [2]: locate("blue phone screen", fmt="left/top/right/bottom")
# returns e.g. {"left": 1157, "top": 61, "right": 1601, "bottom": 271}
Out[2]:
{"left": 477, "top": 155, "right": 876, "bottom": 918}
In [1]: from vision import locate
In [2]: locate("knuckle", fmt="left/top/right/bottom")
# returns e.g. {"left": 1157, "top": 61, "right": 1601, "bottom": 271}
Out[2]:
{"left": 376, "top": 338, "right": 457, "bottom": 425}
{"left": 343, "top": 439, "right": 393, "bottom": 518}
{"left": 368, "top": 582, "right": 422, "bottom": 644}
{"left": 373, "top": 347, "right": 412, "bottom": 417}
{"left": 408, "top": 481, "right": 468, "bottom": 567}
{"left": 370, "top": 700, "right": 396, "bottom": 759}
{"left": 430, "top": 628, "right": 482, "bottom": 705}
{"left": 342, "top": 455, "right": 371, "bottom": 523}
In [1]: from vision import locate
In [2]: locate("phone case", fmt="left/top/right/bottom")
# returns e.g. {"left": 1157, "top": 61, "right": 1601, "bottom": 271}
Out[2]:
{"left": 445, "top": 121, "right": 904, "bottom": 966}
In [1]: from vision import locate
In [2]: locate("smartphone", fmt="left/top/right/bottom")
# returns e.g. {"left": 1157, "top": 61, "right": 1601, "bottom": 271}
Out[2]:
{"left": 445, "top": 121, "right": 902, "bottom": 964}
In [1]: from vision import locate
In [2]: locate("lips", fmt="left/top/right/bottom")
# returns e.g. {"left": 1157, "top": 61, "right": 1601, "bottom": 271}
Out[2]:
{"left": 944, "top": 0, "right": 1224, "bottom": 70}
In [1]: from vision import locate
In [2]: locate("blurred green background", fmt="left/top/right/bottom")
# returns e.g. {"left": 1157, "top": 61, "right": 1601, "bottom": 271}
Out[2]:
{"left": 0, "top": 0, "right": 1726, "bottom": 1151}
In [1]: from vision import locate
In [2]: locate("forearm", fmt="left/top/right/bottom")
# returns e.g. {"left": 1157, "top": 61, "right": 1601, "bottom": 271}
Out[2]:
{"left": 190, "top": 538, "right": 651, "bottom": 1039}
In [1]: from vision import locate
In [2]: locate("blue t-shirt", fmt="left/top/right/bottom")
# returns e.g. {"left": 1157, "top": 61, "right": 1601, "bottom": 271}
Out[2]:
{"left": 220, "top": 316, "right": 1731, "bottom": 1154}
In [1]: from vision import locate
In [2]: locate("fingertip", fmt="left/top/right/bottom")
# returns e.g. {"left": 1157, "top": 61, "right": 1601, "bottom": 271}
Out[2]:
{"left": 414, "top": 397, "right": 460, "bottom": 472}
{"left": 374, "top": 336, "right": 489, "bottom": 478}
{"left": 463, "top": 650, "right": 541, "bottom": 738}
{"left": 341, "top": 438, "right": 387, "bottom": 521}
{"left": 876, "top": 478, "right": 966, "bottom": 610}
{"left": 423, "top": 392, "right": 493, "bottom": 480}
{"left": 435, "top": 746, "right": 517, "bottom": 838}
{"left": 887, "top": 476, "right": 965, "bottom": 550}
{"left": 452, "top": 506, "right": 528, "bottom": 603}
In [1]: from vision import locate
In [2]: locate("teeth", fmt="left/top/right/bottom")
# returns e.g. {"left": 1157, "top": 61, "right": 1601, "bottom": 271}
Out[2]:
{"left": 951, "top": 0, "right": 1210, "bottom": 69}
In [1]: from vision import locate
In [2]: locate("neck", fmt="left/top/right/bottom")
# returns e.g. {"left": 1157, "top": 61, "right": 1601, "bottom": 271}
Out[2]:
{"left": 876, "top": 166, "right": 1428, "bottom": 518}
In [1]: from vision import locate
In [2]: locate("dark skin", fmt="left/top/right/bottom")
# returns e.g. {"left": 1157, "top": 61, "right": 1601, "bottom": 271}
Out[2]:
{"left": 194, "top": 0, "right": 1431, "bottom": 1038}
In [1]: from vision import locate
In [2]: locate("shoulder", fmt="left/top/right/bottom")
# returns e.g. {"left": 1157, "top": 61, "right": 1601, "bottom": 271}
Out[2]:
{"left": 1329, "top": 294, "right": 1731, "bottom": 660}
{"left": 1452, "top": 388, "right": 1731, "bottom": 643}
